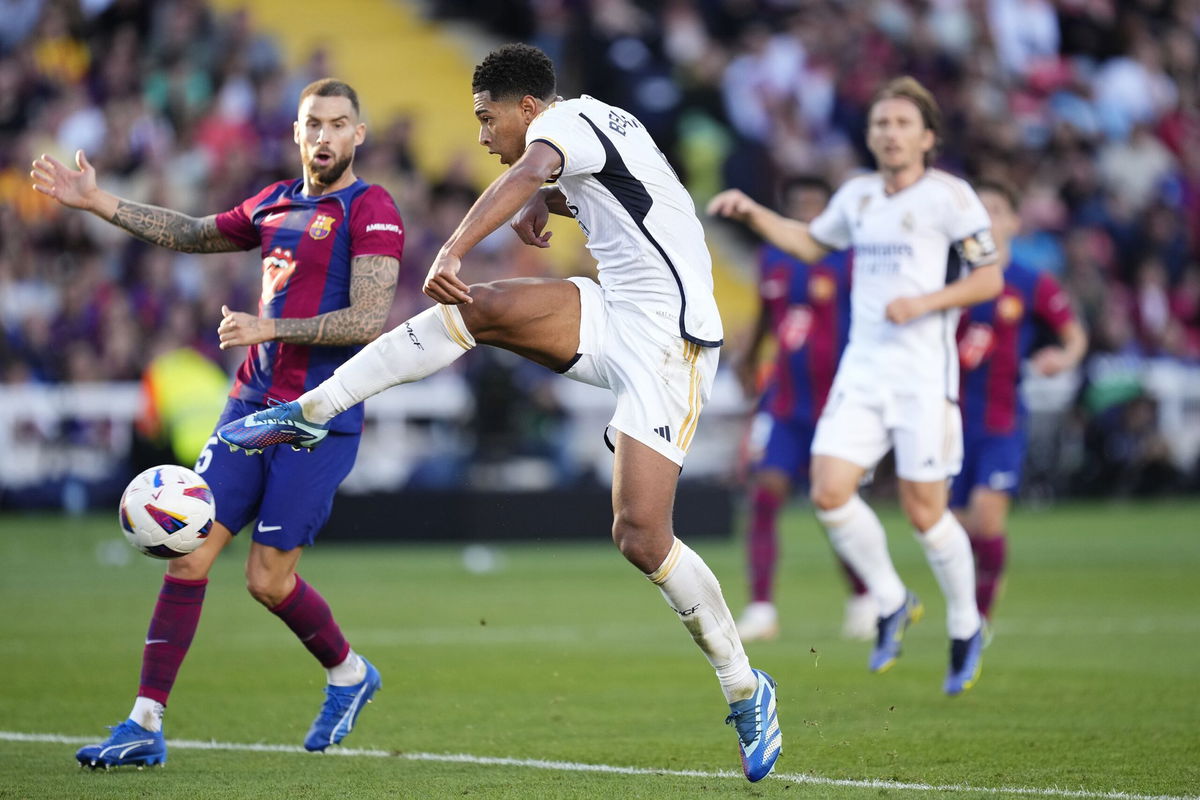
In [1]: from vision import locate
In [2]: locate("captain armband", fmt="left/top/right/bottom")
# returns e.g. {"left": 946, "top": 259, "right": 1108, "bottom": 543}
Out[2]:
{"left": 954, "top": 229, "right": 998, "bottom": 269}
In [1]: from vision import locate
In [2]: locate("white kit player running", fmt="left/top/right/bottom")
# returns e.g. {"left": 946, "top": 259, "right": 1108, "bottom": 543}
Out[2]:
{"left": 709, "top": 76, "right": 1003, "bottom": 696}
{"left": 217, "top": 44, "right": 782, "bottom": 781}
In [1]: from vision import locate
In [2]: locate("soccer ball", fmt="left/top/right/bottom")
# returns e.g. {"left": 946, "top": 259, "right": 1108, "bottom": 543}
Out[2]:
{"left": 119, "top": 465, "right": 216, "bottom": 559}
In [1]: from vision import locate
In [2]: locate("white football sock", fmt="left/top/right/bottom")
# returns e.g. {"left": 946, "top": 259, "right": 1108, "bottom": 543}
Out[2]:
{"left": 326, "top": 650, "right": 367, "bottom": 686}
{"left": 647, "top": 538, "right": 757, "bottom": 703}
{"left": 129, "top": 696, "right": 164, "bottom": 733}
{"left": 298, "top": 304, "right": 476, "bottom": 424}
{"left": 816, "top": 495, "right": 906, "bottom": 616}
{"left": 916, "top": 511, "right": 982, "bottom": 640}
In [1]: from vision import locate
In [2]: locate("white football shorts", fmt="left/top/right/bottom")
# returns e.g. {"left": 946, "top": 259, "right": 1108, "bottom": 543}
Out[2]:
{"left": 560, "top": 276, "right": 718, "bottom": 466}
{"left": 810, "top": 375, "right": 963, "bottom": 483}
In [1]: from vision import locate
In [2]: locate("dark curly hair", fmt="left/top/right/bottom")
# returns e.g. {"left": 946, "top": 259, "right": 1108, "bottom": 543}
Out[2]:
{"left": 472, "top": 44, "right": 556, "bottom": 102}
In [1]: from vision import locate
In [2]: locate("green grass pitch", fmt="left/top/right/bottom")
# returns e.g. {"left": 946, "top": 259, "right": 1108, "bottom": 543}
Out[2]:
{"left": 1, "top": 500, "right": 1197, "bottom": 799}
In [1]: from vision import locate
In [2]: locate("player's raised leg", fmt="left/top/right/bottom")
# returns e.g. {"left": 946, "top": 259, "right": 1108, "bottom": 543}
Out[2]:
{"left": 612, "top": 432, "right": 781, "bottom": 782}
{"left": 219, "top": 279, "right": 580, "bottom": 450}
{"left": 75, "top": 525, "right": 231, "bottom": 769}
{"left": 899, "top": 478, "right": 983, "bottom": 695}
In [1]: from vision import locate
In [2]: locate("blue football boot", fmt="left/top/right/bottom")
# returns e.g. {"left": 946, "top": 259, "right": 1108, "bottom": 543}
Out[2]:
{"left": 869, "top": 592, "right": 924, "bottom": 673}
{"left": 304, "top": 658, "right": 381, "bottom": 752}
{"left": 217, "top": 399, "right": 328, "bottom": 454}
{"left": 725, "top": 668, "right": 781, "bottom": 782}
{"left": 75, "top": 719, "right": 166, "bottom": 769}
{"left": 944, "top": 627, "right": 984, "bottom": 696}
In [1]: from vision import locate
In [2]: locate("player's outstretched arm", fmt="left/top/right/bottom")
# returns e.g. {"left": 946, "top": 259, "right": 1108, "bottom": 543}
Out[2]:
{"left": 30, "top": 150, "right": 239, "bottom": 254}
{"left": 218, "top": 254, "right": 400, "bottom": 349}
{"left": 425, "top": 142, "right": 562, "bottom": 304}
{"left": 707, "top": 189, "right": 829, "bottom": 264}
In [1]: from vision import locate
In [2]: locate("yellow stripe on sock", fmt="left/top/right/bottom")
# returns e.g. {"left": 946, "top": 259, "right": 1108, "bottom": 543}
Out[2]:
{"left": 438, "top": 305, "right": 474, "bottom": 351}
{"left": 646, "top": 538, "right": 683, "bottom": 585}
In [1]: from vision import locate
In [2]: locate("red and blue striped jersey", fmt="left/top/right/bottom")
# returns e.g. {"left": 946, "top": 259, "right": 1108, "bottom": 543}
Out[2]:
{"left": 757, "top": 245, "right": 852, "bottom": 424}
{"left": 215, "top": 178, "right": 404, "bottom": 433}
{"left": 957, "top": 261, "right": 1075, "bottom": 436}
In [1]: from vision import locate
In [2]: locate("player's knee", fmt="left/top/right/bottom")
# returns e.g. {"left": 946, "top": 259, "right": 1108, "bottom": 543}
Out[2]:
{"left": 810, "top": 481, "right": 852, "bottom": 512}
{"left": 458, "top": 282, "right": 509, "bottom": 342}
{"left": 245, "top": 570, "right": 290, "bottom": 608}
{"left": 973, "top": 520, "right": 1006, "bottom": 539}
{"left": 611, "top": 512, "right": 668, "bottom": 572}
{"left": 755, "top": 470, "right": 790, "bottom": 500}
{"left": 165, "top": 548, "right": 214, "bottom": 582}
{"left": 904, "top": 502, "right": 944, "bottom": 533}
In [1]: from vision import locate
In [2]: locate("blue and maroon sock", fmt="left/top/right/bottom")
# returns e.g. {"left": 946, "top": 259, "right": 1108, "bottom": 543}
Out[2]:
{"left": 270, "top": 574, "right": 351, "bottom": 668}
{"left": 971, "top": 534, "right": 1008, "bottom": 619}
{"left": 138, "top": 575, "right": 207, "bottom": 705}
{"left": 747, "top": 486, "right": 783, "bottom": 604}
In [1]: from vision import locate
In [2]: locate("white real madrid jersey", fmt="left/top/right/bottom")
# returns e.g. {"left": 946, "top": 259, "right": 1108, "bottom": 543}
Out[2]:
{"left": 526, "top": 96, "right": 723, "bottom": 346}
{"left": 808, "top": 169, "right": 996, "bottom": 399}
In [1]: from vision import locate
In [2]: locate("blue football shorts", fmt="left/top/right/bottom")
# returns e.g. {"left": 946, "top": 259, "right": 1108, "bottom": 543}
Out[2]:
{"left": 193, "top": 398, "right": 360, "bottom": 550}
{"left": 950, "top": 430, "right": 1027, "bottom": 508}
{"left": 750, "top": 413, "right": 817, "bottom": 485}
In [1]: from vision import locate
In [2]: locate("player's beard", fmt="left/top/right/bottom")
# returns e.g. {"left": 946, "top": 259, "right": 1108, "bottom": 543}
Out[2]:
{"left": 309, "top": 151, "right": 353, "bottom": 187}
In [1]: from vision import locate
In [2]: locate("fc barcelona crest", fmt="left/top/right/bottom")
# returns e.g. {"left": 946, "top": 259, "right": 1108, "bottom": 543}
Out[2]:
{"left": 308, "top": 214, "right": 335, "bottom": 240}
{"left": 998, "top": 294, "right": 1024, "bottom": 322}
{"left": 809, "top": 273, "right": 836, "bottom": 302}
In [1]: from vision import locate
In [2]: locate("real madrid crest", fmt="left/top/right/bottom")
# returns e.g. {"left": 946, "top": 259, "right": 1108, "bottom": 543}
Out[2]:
{"left": 308, "top": 214, "right": 336, "bottom": 240}
{"left": 901, "top": 211, "right": 915, "bottom": 231}
{"left": 855, "top": 194, "right": 871, "bottom": 227}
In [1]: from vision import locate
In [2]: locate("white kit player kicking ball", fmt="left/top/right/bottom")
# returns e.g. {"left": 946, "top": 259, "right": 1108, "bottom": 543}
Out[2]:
{"left": 709, "top": 76, "right": 1002, "bottom": 696}
{"left": 218, "top": 44, "right": 782, "bottom": 781}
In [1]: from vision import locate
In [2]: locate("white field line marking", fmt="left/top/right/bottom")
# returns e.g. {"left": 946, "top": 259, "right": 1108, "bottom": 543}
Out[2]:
{"left": 5, "top": 731, "right": 1196, "bottom": 800}
{"left": 230, "top": 616, "right": 1200, "bottom": 649}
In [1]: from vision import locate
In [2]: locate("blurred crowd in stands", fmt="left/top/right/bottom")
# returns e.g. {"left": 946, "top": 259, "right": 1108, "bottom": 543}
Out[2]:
{"left": 1, "top": 0, "right": 1198, "bottom": 497}
{"left": 0, "top": 0, "right": 554, "bottom": 388}
{"left": 438, "top": 0, "right": 1200, "bottom": 494}
{"left": 450, "top": 0, "right": 1200, "bottom": 361}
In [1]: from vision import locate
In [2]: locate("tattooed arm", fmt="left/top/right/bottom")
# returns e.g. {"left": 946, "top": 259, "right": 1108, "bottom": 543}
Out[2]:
{"left": 217, "top": 254, "right": 400, "bottom": 350}
{"left": 274, "top": 254, "right": 400, "bottom": 344}
{"left": 30, "top": 149, "right": 240, "bottom": 253}
{"left": 110, "top": 203, "right": 240, "bottom": 254}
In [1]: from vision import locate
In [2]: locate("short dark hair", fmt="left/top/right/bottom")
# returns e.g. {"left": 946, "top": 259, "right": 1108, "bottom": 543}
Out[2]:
{"left": 974, "top": 178, "right": 1022, "bottom": 212}
{"left": 780, "top": 175, "right": 833, "bottom": 202}
{"left": 299, "top": 78, "right": 360, "bottom": 117}
{"left": 870, "top": 76, "right": 941, "bottom": 165}
{"left": 472, "top": 43, "right": 556, "bottom": 102}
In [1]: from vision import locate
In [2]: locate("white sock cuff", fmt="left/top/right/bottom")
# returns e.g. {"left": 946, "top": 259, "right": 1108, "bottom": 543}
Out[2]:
{"left": 437, "top": 303, "right": 476, "bottom": 350}
{"left": 326, "top": 650, "right": 366, "bottom": 686}
{"left": 646, "top": 537, "right": 684, "bottom": 585}
{"left": 130, "top": 697, "right": 164, "bottom": 732}
{"left": 916, "top": 511, "right": 958, "bottom": 550}
{"left": 815, "top": 494, "right": 866, "bottom": 527}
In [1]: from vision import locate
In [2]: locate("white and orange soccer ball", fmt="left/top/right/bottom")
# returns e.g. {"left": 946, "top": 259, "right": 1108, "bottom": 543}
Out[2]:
{"left": 119, "top": 465, "right": 216, "bottom": 559}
